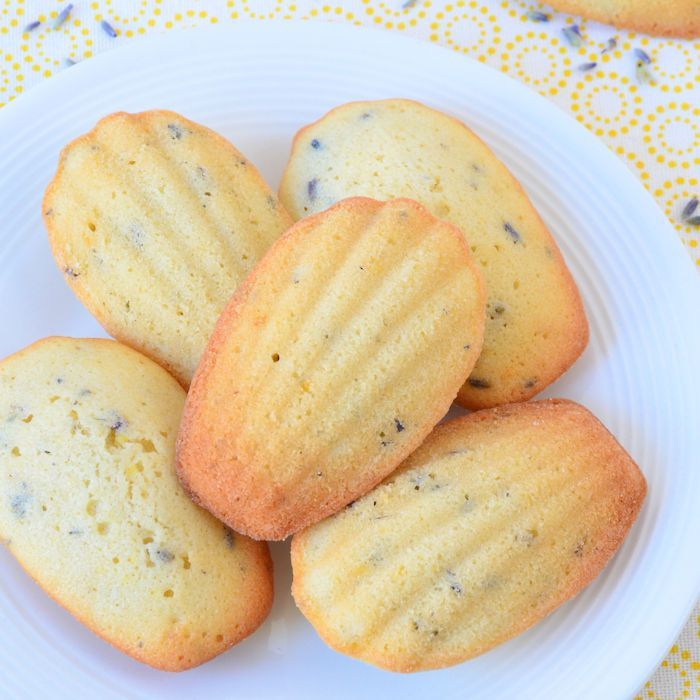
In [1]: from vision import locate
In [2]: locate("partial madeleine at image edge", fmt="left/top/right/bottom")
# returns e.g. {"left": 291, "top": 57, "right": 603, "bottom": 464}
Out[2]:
{"left": 544, "top": 0, "right": 700, "bottom": 39}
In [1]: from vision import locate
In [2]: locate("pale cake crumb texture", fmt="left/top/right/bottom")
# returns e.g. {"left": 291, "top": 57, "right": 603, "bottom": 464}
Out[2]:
{"left": 177, "top": 197, "right": 487, "bottom": 541}
{"left": 279, "top": 99, "right": 589, "bottom": 409}
{"left": 43, "top": 110, "right": 293, "bottom": 386}
{"left": 0, "top": 337, "right": 273, "bottom": 671}
{"left": 291, "top": 399, "right": 646, "bottom": 673}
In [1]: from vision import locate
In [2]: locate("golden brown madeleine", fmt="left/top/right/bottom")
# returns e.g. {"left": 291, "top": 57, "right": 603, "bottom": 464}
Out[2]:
{"left": 279, "top": 99, "right": 588, "bottom": 409}
{"left": 291, "top": 400, "right": 646, "bottom": 672}
{"left": 177, "top": 197, "right": 486, "bottom": 540}
{"left": 0, "top": 338, "right": 273, "bottom": 671}
{"left": 546, "top": 0, "right": 699, "bottom": 39}
{"left": 44, "top": 110, "right": 293, "bottom": 386}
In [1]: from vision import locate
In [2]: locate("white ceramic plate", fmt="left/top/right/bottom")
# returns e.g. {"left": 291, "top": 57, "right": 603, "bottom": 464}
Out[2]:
{"left": 0, "top": 21, "right": 699, "bottom": 700}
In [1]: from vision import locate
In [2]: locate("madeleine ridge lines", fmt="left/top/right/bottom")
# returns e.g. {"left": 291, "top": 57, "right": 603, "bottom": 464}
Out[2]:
{"left": 96, "top": 125, "right": 243, "bottom": 299}
{"left": 310, "top": 458, "right": 598, "bottom": 624}
{"left": 58, "top": 169, "right": 194, "bottom": 333}
{"left": 279, "top": 99, "right": 589, "bottom": 409}
{"left": 361, "top": 469, "right": 605, "bottom": 655}
{"left": 291, "top": 401, "right": 645, "bottom": 671}
{"left": 245, "top": 205, "right": 434, "bottom": 415}
{"left": 44, "top": 110, "right": 292, "bottom": 385}
{"left": 304, "top": 268, "right": 472, "bottom": 473}
{"left": 272, "top": 228, "right": 464, "bottom": 434}
{"left": 146, "top": 120, "right": 254, "bottom": 279}
{"left": 90, "top": 138, "right": 223, "bottom": 318}
{"left": 177, "top": 197, "right": 486, "bottom": 540}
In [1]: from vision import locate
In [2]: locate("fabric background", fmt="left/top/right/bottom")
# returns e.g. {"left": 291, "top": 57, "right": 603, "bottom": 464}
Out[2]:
{"left": 0, "top": 1, "right": 698, "bottom": 697}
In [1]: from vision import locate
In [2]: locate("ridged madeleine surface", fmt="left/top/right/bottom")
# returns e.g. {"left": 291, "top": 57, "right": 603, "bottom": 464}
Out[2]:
{"left": 0, "top": 338, "right": 273, "bottom": 671}
{"left": 291, "top": 399, "right": 646, "bottom": 672}
{"left": 279, "top": 99, "right": 588, "bottom": 409}
{"left": 44, "top": 110, "right": 293, "bottom": 386}
{"left": 177, "top": 197, "right": 486, "bottom": 540}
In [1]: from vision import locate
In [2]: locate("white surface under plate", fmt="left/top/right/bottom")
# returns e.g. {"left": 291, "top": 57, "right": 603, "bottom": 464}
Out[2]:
{"left": 0, "top": 20, "right": 699, "bottom": 700}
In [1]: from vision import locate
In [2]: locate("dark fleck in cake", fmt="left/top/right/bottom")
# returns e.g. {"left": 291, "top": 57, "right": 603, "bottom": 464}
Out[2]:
{"left": 44, "top": 110, "right": 293, "bottom": 386}
{"left": 291, "top": 399, "right": 646, "bottom": 672}
{"left": 177, "top": 197, "right": 486, "bottom": 541}
{"left": 0, "top": 337, "right": 273, "bottom": 671}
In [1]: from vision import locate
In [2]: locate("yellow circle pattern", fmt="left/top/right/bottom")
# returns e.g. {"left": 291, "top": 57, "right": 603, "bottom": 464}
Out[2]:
{"left": 1, "top": 1, "right": 700, "bottom": 696}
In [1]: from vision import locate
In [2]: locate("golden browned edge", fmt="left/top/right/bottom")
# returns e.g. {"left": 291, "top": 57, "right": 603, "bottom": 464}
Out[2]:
{"left": 291, "top": 398, "right": 647, "bottom": 673}
{"left": 279, "top": 98, "right": 589, "bottom": 410}
{"left": 545, "top": 0, "right": 700, "bottom": 39}
{"left": 176, "top": 196, "right": 487, "bottom": 541}
{"left": 456, "top": 183, "right": 589, "bottom": 411}
{"left": 0, "top": 337, "right": 274, "bottom": 672}
{"left": 42, "top": 109, "right": 294, "bottom": 389}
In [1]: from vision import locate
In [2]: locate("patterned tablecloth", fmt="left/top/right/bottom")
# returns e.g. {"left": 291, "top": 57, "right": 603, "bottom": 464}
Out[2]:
{"left": 1, "top": 1, "right": 699, "bottom": 697}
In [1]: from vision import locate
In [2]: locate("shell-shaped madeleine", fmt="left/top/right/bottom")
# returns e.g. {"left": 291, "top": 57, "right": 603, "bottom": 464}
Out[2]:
{"left": 279, "top": 99, "right": 588, "bottom": 409}
{"left": 0, "top": 337, "right": 273, "bottom": 671}
{"left": 44, "top": 110, "right": 293, "bottom": 386}
{"left": 177, "top": 197, "right": 486, "bottom": 540}
{"left": 291, "top": 400, "right": 646, "bottom": 672}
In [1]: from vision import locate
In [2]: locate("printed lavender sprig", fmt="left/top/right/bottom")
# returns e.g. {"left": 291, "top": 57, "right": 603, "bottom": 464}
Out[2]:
{"left": 633, "top": 48, "right": 654, "bottom": 84}
{"left": 100, "top": 20, "right": 118, "bottom": 38}
{"left": 681, "top": 198, "right": 700, "bottom": 227}
{"left": 53, "top": 4, "right": 73, "bottom": 30}
{"left": 601, "top": 37, "right": 617, "bottom": 54}
{"left": 562, "top": 25, "right": 585, "bottom": 48}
